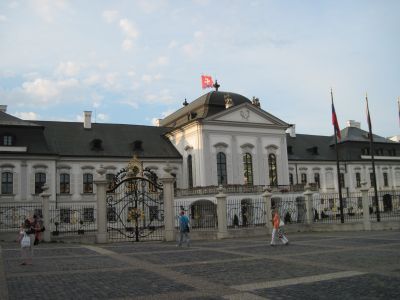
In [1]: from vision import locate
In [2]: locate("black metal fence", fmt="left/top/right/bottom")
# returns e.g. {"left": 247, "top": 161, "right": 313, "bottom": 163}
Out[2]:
{"left": 312, "top": 192, "right": 364, "bottom": 223}
{"left": 369, "top": 190, "right": 400, "bottom": 220}
{"left": 226, "top": 197, "right": 266, "bottom": 228}
{"left": 270, "top": 193, "right": 307, "bottom": 224}
{"left": 0, "top": 202, "right": 42, "bottom": 231}
{"left": 174, "top": 199, "right": 217, "bottom": 230}
{"left": 49, "top": 203, "right": 97, "bottom": 236}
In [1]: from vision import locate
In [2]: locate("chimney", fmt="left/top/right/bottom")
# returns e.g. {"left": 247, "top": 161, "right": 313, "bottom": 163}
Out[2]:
{"left": 346, "top": 120, "right": 360, "bottom": 129}
{"left": 84, "top": 111, "right": 92, "bottom": 129}
{"left": 0, "top": 105, "right": 7, "bottom": 113}
{"left": 287, "top": 124, "right": 296, "bottom": 137}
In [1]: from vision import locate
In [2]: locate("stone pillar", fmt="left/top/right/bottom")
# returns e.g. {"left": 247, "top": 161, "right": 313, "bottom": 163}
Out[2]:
{"left": 303, "top": 186, "right": 314, "bottom": 224}
{"left": 161, "top": 164, "right": 175, "bottom": 242}
{"left": 262, "top": 188, "right": 273, "bottom": 230}
{"left": 40, "top": 184, "right": 51, "bottom": 242}
{"left": 216, "top": 185, "right": 228, "bottom": 239}
{"left": 94, "top": 166, "right": 108, "bottom": 243}
{"left": 360, "top": 182, "right": 371, "bottom": 231}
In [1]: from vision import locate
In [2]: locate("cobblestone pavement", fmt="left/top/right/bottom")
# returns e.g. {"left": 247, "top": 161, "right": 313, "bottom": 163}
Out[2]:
{"left": 1, "top": 230, "right": 400, "bottom": 299}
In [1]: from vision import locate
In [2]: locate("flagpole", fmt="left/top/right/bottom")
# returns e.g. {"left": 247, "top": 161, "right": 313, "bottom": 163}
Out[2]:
{"left": 331, "top": 89, "right": 344, "bottom": 223}
{"left": 366, "top": 94, "right": 381, "bottom": 222}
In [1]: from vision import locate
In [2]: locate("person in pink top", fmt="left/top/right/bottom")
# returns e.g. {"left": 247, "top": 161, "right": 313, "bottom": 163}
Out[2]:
{"left": 270, "top": 208, "right": 289, "bottom": 246}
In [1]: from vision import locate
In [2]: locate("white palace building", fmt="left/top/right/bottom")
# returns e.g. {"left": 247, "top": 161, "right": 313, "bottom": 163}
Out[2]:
{"left": 1, "top": 90, "right": 400, "bottom": 240}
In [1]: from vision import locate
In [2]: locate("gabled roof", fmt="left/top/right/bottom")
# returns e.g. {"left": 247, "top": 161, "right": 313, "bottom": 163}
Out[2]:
{"left": 34, "top": 121, "right": 182, "bottom": 158}
{"left": 205, "top": 102, "right": 289, "bottom": 128}
{"left": 0, "top": 111, "right": 41, "bottom": 127}
{"left": 338, "top": 126, "right": 396, "bottom": 144}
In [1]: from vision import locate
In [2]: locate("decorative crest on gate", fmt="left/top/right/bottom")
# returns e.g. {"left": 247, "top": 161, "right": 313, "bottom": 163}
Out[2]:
{"left": 127, "top": 154, "right": 143, "bottom": 177}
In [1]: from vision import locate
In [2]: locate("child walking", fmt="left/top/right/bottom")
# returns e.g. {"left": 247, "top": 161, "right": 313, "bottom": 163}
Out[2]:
{"left": 270, "top": 209, "right": 289, "bottom": 246}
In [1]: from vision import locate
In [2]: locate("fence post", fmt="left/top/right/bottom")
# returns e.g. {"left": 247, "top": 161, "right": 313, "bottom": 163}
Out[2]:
{"left": 360, "top": 182, "right": 371, "bottom": 230}
{"left": 262, "top": 188, "right": 272, "bottom": 231}
{"left": 216, "top": 185, "right": 228, "bottom": 239}
{"left": 95, "top": 166, "right": 108, "bottom": 243}
{"left": 40, "top": 184, "right": 51, "bottom": 242}
{"left": 303, "top": 186, "right": 314, "bottom": 224}
{"left": 160, "top": 164, "right": 175, "bottom": 242}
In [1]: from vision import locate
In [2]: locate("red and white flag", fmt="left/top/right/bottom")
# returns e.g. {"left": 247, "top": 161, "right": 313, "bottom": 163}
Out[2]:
{"left": 201, "top": 75, "right": 214, "bottom": 89}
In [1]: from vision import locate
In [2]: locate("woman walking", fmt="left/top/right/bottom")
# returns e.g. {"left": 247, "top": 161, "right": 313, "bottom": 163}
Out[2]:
{"left": 270, "top": 209, "right": 289, "bottom": 246}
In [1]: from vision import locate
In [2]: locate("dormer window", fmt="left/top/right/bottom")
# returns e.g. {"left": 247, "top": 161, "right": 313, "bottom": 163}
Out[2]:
{"left": 132, "top": 140, "right": 143, "bottom": 153}
{"left": 90, "top": 139, "right": 103, "bottom": 151}
{"left": 3, "top": 135, "right": 13, "bottom": 146}
{"left": 307, "top": 146, "right": 319, "bottom": 155}
{"left": 287, "top": 146, "right": 293, "bottom": 154}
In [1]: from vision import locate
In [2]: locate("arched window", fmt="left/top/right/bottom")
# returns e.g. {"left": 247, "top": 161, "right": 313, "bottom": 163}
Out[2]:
{"left": 35, "top": 172, "right": 46, "bottom": 194}
{"left": 268, "top": 153, "right": 278, "bottom": 186}
{"left": 60, "top": 173, "right": 70, "bottom": 194}
{"left": 187, "top": 155, "right": 193, "bottom": 188}
{"left": 243, "top": 153, "right": 253, "bottom": 185}
{"left": 83, "top": 173, "right": 93, "bottom": 193}
{"left": 1, "top": 172, "right": 13, "bottom": 194}
{"left": 217, "top": 152, "right": 227, "bottom": 185}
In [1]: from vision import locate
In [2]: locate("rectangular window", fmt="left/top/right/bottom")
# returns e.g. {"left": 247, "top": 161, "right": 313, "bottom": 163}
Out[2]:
{"left": 60, "top": 208, "right": 70, "bottom": 223}
{"left": 314, "top": 173, "right": 320, "bottom": 188}
{"left": 83, "top": 208, "right": 94, "bottom": 222}
{"left": 356, "top": 172, "right": 361, "bottom": 188}
{"left": 1, "top": 172, "right": 13, "bottom": 194}
{"left": 301, "top": 173, "right": 307, "bottom": 184}
{"left": 106, "top": 173, "right": 115, "bottom": 190}
{"left": 35, "top": 172, "right": 46, "bottom": 194}
{"left": 60, "top": 173, "right": 70, "bottom": 194}
{"left": 83, "top": 173, "right": 93, "bottom": 193}
{"left": 383, "top": 172, "right": 389, "bottom": 187}
{"left": 289, "top": 173, "right": 294, "bottom": 185}
{"left": 3, "top": 135, "right": 12, "bottom": 146}
{"left": 370, "top": 173, "right": 375, "bottom": 187}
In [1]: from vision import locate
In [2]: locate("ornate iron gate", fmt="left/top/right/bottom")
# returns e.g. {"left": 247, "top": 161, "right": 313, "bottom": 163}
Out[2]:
{"left": 106, "top": 156, "right": 164, "bottom": 242}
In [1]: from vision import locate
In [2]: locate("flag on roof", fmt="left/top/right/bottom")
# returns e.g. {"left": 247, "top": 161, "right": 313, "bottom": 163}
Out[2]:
{"left": 201, "top": 75, "right": 214, "bottom": 89}
{"left": 331, "top": 90, "right": 341, "bottom": 141}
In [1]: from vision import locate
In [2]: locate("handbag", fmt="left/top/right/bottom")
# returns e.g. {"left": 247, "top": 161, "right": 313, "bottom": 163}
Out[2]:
{"left": 21, "top": 233, "right": 31, "bottom": 248}
{"left": 279, "top": 219, "right": 285, "bottom": 227}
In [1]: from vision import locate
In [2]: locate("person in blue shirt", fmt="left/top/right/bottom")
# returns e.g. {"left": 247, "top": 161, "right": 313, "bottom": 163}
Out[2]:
{"left": 178, "top": 210, "right": 190, "bottom": 247}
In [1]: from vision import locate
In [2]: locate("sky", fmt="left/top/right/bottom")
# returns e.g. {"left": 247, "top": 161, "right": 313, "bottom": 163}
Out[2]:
{"left": 0, "top": 0, "right": 399, "bottom": 137}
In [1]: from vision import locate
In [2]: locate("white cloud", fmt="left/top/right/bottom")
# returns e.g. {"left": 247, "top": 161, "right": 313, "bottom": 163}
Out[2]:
{"left": 22, "top": 77, "right": 79, "bottom": 102}
{"left": 168, "top": 40, "right": 178, "bottom": 49}
{"left": 56, "top": 61, "right": 81, "bottom": 77}
{"left": 83, "top": 74, "right": 101, "bottom": 86}
{"left": 120, "top": 99, "right": 139, "bottom": 109}
{"left": 96, "top": 113, "right": 109, "bottom": 122}
{"left": 182, "top": 30, "right": 205, "bottom": 57}
{"left": 149, "top": 56, "right": 169, "bottom": 68}
{"left": 151, "top": 108, "right": 175, "bottom": 126}
{"left": 0, "top": 15, "right": 7, "bottom": 22}
{"left": 103, "top": 72, "right": 121, "bottom": 90}
{"left": 102, "top": 10, "right": 119, "bottom": 23}
{"left": 30, "top": 0, "right": 69, "bottom": 23}
{"left": 8, "top": 1, "right": 19, "bottom": 8}
{"left": 22, "top": 78, "right": 59, "bottom": 99}
{"left": 145, "top": 89, "right": 174, "bottom": 104}
{"left": 14, "top": 111, "right": 40, "bottom": 120}
{"left": 122, "top": 38, "right": 133, "bottom": 51}
{"left": 137, "top": 0, "right": 166, "bottom": 13}
{"left": 119, "top": 19, "right": 139, "bottom": 38}
{"left": 141, "top": 73, "right": 162, "bottom": 83}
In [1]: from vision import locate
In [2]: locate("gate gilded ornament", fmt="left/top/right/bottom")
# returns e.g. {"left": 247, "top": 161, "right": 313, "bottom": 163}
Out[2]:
{"left": 106, "top": 155, "right": 164, "bottom": 241}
